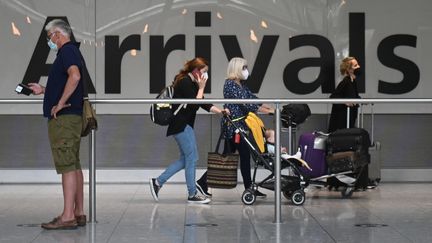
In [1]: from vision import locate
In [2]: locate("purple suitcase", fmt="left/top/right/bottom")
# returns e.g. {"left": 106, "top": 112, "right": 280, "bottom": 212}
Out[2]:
{"left": 298, "top": 132, "right": 328, "bottom": 178}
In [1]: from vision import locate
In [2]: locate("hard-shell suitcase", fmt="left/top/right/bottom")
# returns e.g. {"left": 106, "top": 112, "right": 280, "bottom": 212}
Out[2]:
{"left": 326, "top": 128, "right": 371, "bottom": 154}
{"left": 369, "top": 142, "right": 381, "bottom": 183}
{"left": 298, "top": 132, "right": 328, "bottom": 178}
{"left": 366, "top": 104, "right": 381, "bottom": 184}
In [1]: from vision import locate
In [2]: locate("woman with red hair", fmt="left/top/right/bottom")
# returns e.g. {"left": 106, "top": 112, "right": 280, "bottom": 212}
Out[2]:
{"left": 149, "top": 57, "right": 228, "bottom": 204}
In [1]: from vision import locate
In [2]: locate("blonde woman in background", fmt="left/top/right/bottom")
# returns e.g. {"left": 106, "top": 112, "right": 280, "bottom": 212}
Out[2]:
{"left": 328, "top": 57, "right": 361, "bottom": 133}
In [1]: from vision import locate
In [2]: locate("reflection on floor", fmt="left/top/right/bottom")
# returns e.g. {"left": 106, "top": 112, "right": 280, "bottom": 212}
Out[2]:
{"left": 1, "top": 183, "right": 431, "bottom": 243}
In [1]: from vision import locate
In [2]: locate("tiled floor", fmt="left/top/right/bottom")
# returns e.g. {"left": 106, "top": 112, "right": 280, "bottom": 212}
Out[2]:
{"left": 1, "top": 183, "right": 431, "bottom": 243}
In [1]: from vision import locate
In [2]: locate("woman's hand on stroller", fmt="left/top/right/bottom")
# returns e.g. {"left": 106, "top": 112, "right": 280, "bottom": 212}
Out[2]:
{"left": 221, "top": 108, "right": 230, "bottom": 116}
{"left": 258, "top": 105, "right": 275, "bottom": 115}
{"left": 211, "top": 106, "right": 230, "bottom": 116}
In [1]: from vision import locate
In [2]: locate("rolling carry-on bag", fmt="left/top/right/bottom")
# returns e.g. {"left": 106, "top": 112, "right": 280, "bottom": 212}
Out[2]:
{"left": 367, "top": 104, "right": 382, "bottom": 185}
{"left": 326, "top": 108, "right": 371, "bottom": 190}
{"left": 326, "top": 128, "right": 371, "bottom": 154}
{"left": 369, "top": 142, "right": 381, "bottom": 184}
{"left": 298, "top": 132, "right": 328, "bottom": 178}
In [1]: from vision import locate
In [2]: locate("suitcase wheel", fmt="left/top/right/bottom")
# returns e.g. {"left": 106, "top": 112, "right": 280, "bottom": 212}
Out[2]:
{"left": 341, "top": 187, "right": 354, "bottom": 198}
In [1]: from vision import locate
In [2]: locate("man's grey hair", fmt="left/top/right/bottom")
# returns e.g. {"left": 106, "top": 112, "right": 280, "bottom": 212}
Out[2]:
{"left": 45, "top": 19, "right": 72, "bottom": 37}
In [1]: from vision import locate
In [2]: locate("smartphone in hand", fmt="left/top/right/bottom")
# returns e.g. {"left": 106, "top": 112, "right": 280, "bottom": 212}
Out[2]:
{"left": 15, "top": 83, "right": 33, "bottom": 96}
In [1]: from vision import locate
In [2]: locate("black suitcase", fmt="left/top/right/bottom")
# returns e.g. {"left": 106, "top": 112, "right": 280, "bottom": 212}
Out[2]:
{"left": 326, "top": 151, "right": 370, "bottom": 174}
{"left": 326, "top": 128, "right": 371, "bottom": 154}
{"left": 326, "top": 109, "right": 372, "bottom": 190}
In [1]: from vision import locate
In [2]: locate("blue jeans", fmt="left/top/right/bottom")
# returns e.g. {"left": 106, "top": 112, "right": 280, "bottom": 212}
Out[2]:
{"left": 157, "top": 125, "right": 198, "bottom": 197}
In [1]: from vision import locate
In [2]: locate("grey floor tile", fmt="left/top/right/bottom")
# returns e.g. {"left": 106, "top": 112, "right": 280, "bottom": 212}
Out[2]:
{"left": 1, "top": 183, "right": 432, "bottom": 242}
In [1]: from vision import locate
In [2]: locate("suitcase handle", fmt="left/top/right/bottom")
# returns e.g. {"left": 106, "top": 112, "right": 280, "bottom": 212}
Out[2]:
{"left": 346, "top": 105, "right": 360, "bottom": 129}
{"left": 346, "top": 106, "right": 350, "bottom": 129}
{"left": 371, "top": 104, "right": 375, "bottom": 146}
{"left": 359, "top": 103, "right": 375, "bottom": 147}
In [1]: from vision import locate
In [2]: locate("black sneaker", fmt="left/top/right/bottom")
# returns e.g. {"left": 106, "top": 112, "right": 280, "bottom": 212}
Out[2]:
{"left": 149, "top": 178, "right": 160, "bottom": 202}
{"left": 187, "top": 194, "right": 211, "bottom": 204}
{"left": 255, "top": 190, "right": 267, "bottom": 198}
{"left": 196, "top": 181, "right": 212, "bottom": 198}
{"left": 367, "top": 181, "right": 378, "bottom": 189}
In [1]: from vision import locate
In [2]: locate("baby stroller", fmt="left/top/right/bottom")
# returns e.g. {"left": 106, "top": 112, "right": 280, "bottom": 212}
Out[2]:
{"left": 225, "top": 113, "right": 312, "bottom": 206}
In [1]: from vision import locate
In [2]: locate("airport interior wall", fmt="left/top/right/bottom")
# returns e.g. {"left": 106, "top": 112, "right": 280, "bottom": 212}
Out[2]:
{"left": 1, "top": 113, "right": 431, "bottom": 182}
{"left": 1, "top": 0, "right": 431, "bottom": 182}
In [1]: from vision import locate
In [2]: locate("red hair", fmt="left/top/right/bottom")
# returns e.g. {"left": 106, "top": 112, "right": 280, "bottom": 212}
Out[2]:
{"left": 173, "top": 57, "right": 208, "bottom": 87}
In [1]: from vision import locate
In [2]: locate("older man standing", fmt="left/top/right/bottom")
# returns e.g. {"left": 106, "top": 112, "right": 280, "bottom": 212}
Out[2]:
{"left": 28, "top": 19, "right": 86, "bottom": 230}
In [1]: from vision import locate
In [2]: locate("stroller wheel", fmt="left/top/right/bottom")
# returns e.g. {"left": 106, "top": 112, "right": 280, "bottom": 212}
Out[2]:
{"left": 242, "top": 190, "right": 256, "bottom": 205}
{"left": 341, "top": 187, "right": 354, "bottom": 198}
{"left": 291, "top": 190, "right": 305, "bottom": 206}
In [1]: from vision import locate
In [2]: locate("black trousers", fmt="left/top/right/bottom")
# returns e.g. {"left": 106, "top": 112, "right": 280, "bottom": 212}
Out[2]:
{"left": 328, "top": 105, "right": 358, "bottom": 133}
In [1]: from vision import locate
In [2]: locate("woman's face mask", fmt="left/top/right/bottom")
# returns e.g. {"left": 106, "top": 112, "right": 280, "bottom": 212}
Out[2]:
{"left": 349, "top": 59, "right": 361, "bottom": 77}
{"left": 241, "top": 69, "right": 249, "bottom": 80}
{"left": 353, "top": 68, "right": 362, "bottom": 77}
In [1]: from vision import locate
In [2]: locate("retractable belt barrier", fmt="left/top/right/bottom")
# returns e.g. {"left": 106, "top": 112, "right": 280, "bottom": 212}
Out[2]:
{"left": 2, "top": 98, "right": 432, "bottom": 224}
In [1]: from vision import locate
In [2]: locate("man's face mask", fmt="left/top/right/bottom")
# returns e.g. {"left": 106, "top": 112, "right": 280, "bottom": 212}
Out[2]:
{"left": 47, "top": 39, "right": 58, "bottom": 51}
{"left": 47, "top": 31, "right": 58, "bottom": 51}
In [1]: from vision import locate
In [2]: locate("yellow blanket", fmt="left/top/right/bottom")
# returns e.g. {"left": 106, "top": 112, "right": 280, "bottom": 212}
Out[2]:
{"left": 244, "top": 112, "right": 266, "bottom": 153}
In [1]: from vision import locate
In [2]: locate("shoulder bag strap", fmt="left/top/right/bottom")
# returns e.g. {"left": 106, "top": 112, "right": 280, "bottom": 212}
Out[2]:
{"left": 214, "top": 129, "right": 224, "bottom": 153}
{"left": 79, "top": 53, "right": 89, "bottom": 98}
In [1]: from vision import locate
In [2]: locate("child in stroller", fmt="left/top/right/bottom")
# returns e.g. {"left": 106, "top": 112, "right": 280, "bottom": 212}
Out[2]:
{"left": 226, "top": 112, "right": 311, "bottom": 205}
{"left": 265, "top": 129, "right": 301, "bottom": 160}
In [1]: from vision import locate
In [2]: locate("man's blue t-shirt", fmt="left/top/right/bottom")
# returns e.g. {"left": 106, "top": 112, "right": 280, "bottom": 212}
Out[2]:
{"left": 43, "top": 41, "right": 84, "bottom": 119}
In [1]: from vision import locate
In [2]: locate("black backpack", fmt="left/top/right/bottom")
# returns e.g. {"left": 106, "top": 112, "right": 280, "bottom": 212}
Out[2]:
{"left": 150, "top": 85, "right": 185, "bottom": 126}
{"left": 281, "top": 104, "right": 311, "bottom": 126}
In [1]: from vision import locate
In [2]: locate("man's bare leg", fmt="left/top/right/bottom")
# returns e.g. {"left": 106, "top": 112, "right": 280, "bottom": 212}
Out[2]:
{"left": 74, "top": 169, "right": 84, "bottom": 216}
{"left": 61, "top": 170, "right": 77, "bottom": 221}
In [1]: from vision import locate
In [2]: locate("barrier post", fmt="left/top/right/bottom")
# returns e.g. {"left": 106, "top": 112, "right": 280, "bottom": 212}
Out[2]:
{"left": 89, "top": 129, "right": 96, "bottom": 223}
{"left": 274, "top": 103, "right": 282, "bottom": 223}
